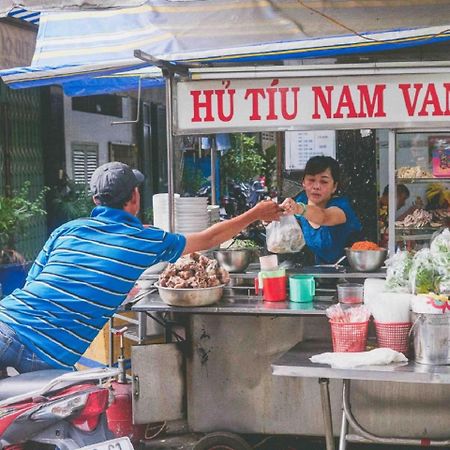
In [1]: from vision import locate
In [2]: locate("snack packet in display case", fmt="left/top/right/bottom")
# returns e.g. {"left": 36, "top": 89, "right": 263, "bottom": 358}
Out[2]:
{"left": 266, "top": 215, "right": 305, "bottom": 254}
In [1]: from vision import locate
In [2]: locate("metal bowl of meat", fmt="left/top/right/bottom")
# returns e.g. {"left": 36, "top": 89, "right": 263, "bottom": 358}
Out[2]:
{"left": 154, "top": 282, "right": 225, "bottom": 307}
{"left": 213, "top": 248, "right": 256, "bottom": 273}
{"left": 345, "top": 248, "right": 388, "bottom": 272}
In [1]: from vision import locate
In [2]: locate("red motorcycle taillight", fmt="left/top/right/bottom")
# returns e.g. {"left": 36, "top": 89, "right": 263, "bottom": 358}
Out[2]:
{"left": 70, "top": 389, "right": 109, "bottom": 432}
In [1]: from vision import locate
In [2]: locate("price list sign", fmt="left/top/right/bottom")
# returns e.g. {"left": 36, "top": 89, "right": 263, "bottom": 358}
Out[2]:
{"left": 285, "top": 130, "right": 336, "bottom": 170}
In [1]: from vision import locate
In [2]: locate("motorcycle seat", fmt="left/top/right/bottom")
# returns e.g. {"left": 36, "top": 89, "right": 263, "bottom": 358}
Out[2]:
{"left": 0, "top": 369, "right": 71, "bottom": 401}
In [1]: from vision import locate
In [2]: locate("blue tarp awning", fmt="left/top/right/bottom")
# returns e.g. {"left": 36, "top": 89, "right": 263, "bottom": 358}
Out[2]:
{"left": 1, "top": 0, "right": 450, "bottom": 95}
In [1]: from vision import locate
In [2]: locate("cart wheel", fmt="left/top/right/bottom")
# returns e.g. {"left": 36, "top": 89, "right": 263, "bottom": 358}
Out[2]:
{"left": 193, "top": 431, "right": 251, "bottom": 450}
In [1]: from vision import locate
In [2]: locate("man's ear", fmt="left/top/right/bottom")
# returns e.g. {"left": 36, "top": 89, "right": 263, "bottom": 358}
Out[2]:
{"left": 93, "top": 196, "right": 101, "bottom": 205}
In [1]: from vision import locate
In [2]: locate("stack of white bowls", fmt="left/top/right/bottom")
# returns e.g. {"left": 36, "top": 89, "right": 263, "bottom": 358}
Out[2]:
{"left": 152, "top": 194, "right": 210, "bottom": 234}
{"left": 207, "top": 205, "right": 221, "bottom": 226}
{"left": 152, "top": 193, "right": 180, "bottom": 231}
{"left": 175, "top": 197, "right": 209, "bottom": 234}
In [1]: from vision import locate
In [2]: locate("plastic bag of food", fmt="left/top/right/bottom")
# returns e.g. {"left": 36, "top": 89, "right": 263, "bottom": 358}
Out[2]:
{"left": 409, "top": 248, "right": 441, "bottom": 294}
{"left": 385, "top": 249, "right": 413, "bottom": 292}
{"left": 266, "top": 215, "right": 305, "bottom": 253}
{"left": 430, "top": 229, "right": 450, "bottom": 293}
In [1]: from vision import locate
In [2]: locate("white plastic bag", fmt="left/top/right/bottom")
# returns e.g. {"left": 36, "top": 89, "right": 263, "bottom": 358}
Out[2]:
{"left": 266, "top": 216, "right": 305, "bottom": 253}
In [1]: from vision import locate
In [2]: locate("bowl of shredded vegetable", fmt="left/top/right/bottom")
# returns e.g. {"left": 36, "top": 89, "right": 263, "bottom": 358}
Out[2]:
{"left": 345, "top": 241, "right": 387, "bottom": 272}
{"left": 214, "top": 239, "right": 260, "bottom": 273}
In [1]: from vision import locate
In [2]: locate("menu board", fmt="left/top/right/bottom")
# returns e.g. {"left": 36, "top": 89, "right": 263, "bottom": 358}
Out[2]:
{"left": 285, "top": 130, "right": 336, "bottom": 170}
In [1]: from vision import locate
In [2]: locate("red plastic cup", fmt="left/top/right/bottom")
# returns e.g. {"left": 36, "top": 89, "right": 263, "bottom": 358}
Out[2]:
{"left": 255, "top": 276, "right": 287, "bottom": 302}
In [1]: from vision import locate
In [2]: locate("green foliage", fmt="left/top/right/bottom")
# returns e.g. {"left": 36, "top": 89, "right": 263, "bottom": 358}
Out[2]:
{"left": 142, "top": 207, "right": 154, "bottom": 224}
{"left": 51, "top": 179, "right": 93, "bottom": 221}
{"left": 262, "top": 144, "right": 277, "bottom": 191}
{"left": 181, "top": 165, "right": 208, "bottom": 195}
{"left": 0, "top": 181, "right": 48, "bottom": 250}
{"left": 221, "top": 134, "right": 266, "bottom": 183}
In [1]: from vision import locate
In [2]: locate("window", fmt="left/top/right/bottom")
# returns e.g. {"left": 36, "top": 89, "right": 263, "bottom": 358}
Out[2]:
{"left": 72, "top": 95, "right": 123, "bottom": 117}
{"left": 72, "top": 143, "right": 98, "bottom": 184}
{"left": 109, "top": 143, "right": 138, "bottom": 168}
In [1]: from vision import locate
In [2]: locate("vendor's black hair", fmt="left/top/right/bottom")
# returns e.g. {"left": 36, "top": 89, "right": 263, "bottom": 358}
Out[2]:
{"left": 382, "top": 184, "right": 410, "bottom": 198}
{"left": 303, "top": 156, "right": 340, "bottom": 184}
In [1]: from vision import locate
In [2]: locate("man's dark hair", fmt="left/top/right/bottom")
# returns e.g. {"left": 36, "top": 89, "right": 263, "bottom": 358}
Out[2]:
{"left": 102, "top": 190, "right": 134, "bottom": 209}
{"left": 382, "top": 184, "right": 410, "bottom": 198}
{"left": 303, "top": 156, "right": 340, "bottom": 184}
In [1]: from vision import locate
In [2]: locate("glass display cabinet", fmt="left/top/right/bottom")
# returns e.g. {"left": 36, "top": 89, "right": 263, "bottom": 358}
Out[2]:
{"left": 390, "top": 131, "right": 450, "bottom": 253}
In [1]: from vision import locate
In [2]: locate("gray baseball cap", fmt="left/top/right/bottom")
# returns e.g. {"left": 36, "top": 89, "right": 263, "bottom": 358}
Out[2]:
{"left": 90, "top": 161, "right": 144, "bottom": 206}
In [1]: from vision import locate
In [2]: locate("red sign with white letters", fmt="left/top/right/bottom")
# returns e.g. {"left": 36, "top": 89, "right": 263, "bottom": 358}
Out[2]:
{"left": 174, "top": 73, "right": 450, "bottom": 134}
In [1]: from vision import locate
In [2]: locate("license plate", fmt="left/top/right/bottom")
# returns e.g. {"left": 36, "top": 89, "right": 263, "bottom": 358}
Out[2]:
{"left": 78, "top": 437, "right": 134, "bottom": 450}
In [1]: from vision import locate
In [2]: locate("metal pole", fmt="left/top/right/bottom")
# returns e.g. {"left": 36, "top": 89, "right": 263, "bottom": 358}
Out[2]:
{"left": 210, "top": 136, "right": 217, "bottom": 205}
{"left": 319, "top": 378, "right": 335, "bottom": 450}
{"left": 338, "top": 395, "right": 349, "bottom": 450}
{"left": 164, "top": 71, "right": 176, "bottom": 232}
{"left": 388, "top": 130, "right": 396, "bottom": 256}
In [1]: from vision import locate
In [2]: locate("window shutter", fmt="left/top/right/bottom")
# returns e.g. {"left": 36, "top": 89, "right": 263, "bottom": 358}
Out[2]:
{"left": 72, "top": 144, "right": 99, "bottom": 184}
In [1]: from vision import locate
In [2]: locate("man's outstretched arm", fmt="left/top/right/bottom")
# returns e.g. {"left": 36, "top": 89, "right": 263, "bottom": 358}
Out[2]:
{"left": 183, "top": 200, "right": 282, "bottom": 255}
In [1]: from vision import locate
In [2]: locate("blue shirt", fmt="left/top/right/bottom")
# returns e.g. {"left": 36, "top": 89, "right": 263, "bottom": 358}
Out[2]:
{"left": 295, "top": 193, "right": 362, "bottom": 264}
{"left": 0, "top": 206, "right": 186, "bottom": 369}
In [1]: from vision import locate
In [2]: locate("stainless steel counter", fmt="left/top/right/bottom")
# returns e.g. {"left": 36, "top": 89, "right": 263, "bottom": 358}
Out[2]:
{"left": 272, "top": 339, "right": 450, "bottom": 384}
{"left": 272, "top": 339, "right": 450, "bottom": 450}
{"left": 132, "top": 288, "right": 330, "bottom": 315}
{"left": 132, "top": 266, "right": 386, "bottom": 315}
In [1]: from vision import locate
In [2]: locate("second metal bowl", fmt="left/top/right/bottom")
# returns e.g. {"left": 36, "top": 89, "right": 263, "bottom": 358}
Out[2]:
{"left": 213, "top": 248, "right": 256, "bottom": 273}
{"left": 155, "top": 282, "right": 225, "bottom": 307}
{"left": 345, "top": 248, "right": 387, "bottom": 272}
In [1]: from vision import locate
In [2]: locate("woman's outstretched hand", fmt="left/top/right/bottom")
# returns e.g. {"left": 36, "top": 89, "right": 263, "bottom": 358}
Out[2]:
{"left": 281, "top": 198, "right": 298, "bottom": 215}
{"left": 251, "top": 200, "right": 283, "bottom": 222}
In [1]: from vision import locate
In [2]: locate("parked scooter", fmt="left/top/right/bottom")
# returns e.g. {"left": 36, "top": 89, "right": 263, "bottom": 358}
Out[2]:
{"left": 0, "top": 366, "right": 133, "bottom": 450}
{"left": 197, "top": 179, "right": 264, "bottom": 218}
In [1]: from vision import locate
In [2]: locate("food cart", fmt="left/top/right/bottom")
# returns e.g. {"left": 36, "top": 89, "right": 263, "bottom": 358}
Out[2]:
{"left": 125, "top": 60, "right": 450, "bottom": 448}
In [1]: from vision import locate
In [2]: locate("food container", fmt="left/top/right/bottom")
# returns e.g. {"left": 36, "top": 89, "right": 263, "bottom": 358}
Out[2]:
{"left": 337, "top": 282, "right": 364, "bottom": 305}
{"left": 155, "top": 282, "right": 225, "bottom": 307}
{"left": 345, "top": 248, "right": 387, "bottom": 272}
{"left": 214, "top": 248, "right": 256, "bottom": 273}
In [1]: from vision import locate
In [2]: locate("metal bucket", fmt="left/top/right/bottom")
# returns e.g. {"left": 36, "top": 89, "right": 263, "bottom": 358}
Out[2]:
{"left": 411, "top": 312, "right": 450, "bottom": 365}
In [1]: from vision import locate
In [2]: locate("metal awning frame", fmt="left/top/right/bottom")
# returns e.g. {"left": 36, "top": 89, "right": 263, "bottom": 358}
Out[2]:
{"left": 136, "top": 53, "right": 450, "bottom": 257}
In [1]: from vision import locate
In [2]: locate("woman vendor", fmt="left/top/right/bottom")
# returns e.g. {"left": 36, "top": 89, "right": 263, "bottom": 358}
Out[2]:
{"left": 282, "top": 156, "right": 362, "bottom": 264}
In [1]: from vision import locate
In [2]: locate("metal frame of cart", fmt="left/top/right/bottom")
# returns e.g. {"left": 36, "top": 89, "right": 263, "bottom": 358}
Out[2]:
{"left": 128, "top": 56, "right": 450, "bottom": 442}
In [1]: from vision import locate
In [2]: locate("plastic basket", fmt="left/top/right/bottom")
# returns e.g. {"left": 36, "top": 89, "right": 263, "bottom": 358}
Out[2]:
{"left": 375, "top": 321, "right": 412, "bottom": 355}
{"left": 330, "top": 321, "right": 369, "bottom": 352}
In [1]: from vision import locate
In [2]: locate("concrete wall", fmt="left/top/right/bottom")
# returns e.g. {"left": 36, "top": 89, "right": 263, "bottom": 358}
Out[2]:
{"left": 63, "top": 94, "right": 137, "bottom": 178}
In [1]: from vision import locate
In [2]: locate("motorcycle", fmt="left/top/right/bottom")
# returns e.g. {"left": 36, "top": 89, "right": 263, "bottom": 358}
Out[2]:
{"left": 0, "top": 366, "right": 133, "bottom": 450}
{"left": 197, "top": 179, "right": 265, "bottom": 218}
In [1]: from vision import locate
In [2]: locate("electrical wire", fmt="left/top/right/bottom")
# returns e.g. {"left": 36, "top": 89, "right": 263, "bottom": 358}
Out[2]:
{"left": 296, "top": 0, "right": 450, "bottom": 44}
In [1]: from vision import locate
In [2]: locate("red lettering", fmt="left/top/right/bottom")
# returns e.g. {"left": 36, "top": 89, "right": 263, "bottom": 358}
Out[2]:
{"left": 279, "top": 87, "right": 300, "bottom": 120}
{"left": 445, "top": 83, "right": 450, "bottom": 115}
{"left": 418, "top": 84, "right": 444, "bottom": 116}
{"left": 215, "top": 89, "right": 235, "bottom": 122}
{"left": 357, "top": 85, "right": 386, "bottom": 118}
{"left": 190, "top": 90, "right": 214, "bottom": 122}
{"left": 399, "top": 83, "right": 423, "bottom": 116}
{"left": 312, "top": 86, "right": 333, "bottom": 119}
{"left": 244, "top": 88, "right": 265, "bottom": 120}
{"left": 334, "top": 85, "right": 357, "bottom": 119}
{"left": 266, "top": 87, "right": 278, "bottom": 120}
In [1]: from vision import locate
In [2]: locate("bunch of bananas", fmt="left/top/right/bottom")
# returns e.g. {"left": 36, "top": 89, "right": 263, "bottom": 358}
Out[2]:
{"left": 426, "top": 183, "right": 450, "bottom": 206}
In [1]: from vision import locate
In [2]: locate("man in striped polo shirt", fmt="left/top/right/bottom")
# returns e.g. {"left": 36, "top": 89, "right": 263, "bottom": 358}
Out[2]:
{"left": 0, "top": 162, "right": 282, "bottom": 372}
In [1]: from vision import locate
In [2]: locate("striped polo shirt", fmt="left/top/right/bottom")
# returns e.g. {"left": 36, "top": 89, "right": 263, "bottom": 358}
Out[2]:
{"left": 0, "top": 206, "right": 186, "bottom": 369}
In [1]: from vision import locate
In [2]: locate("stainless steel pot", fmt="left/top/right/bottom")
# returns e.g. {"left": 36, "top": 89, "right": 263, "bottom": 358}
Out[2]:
{"left": 412, "top": 312, "right": 450, "bottom": 365}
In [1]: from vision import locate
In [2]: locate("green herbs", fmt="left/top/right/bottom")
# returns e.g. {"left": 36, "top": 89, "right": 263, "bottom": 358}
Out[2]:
{"left": 222, "top": 239, "right": 259, "bottom": 250}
